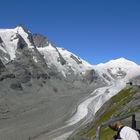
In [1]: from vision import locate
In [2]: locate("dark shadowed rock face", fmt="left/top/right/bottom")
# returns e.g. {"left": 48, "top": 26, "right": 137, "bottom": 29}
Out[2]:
{"left": 107, "top": 68, "right": 126, "bottom": 79}
{"left": 0, "top": 59, "right": 6, "bottom": 73}
{"left": 131, "top": 76, "right": 140, "bottom": 86}
{"left": 0, "top": 59, "right": 15, "bottom": 82}
{"left": 56, "top": 47, "right": 66, "bottom": 65}
{"left": 70, "top": 54, "right": 82, "bottom": 64}
{"left": 6, "top": 47, "right": 49, "bottom": 85}
{"left": 32, "top": 34, "right": 50, "bottom": 47}
{"left": 84, "top": 69, "right": 104, "bottom": 84}
{"left": 0, "top": 59, "right": 5, "bottom": 69}
{"left": 0, "top": 37, "right": 3, "bottom": 44}
{"left": 16, "top": 34, "right": 28, "bottom": 49}
{"left": 32, "top": 34, "right": 67, "bottom": 66}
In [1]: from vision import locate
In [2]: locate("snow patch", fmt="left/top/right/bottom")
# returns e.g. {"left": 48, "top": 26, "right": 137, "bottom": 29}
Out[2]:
{"left": 33, "top": 56, "right": 38, "bottom": 63}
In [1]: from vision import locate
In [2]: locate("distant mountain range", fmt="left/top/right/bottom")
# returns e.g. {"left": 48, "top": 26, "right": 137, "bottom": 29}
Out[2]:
{"left": 0, "top": 25, "right": 140, "bottom": 140}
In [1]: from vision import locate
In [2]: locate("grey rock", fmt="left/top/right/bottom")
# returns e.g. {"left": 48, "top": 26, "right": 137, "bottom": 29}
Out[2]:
{"left": 70, "top": 54, "right": 82, "bottom": 64}
{"left": 0, "top": 59, "right": 6, "bottom": 73}
{"left": 57, "top": 50, "right": 66, "bottom": 65}
{"left": 0, "top": 36, "right": 3, "bottom": 43}
{"left": 17, "top": 34, "right": 28, "bottom": 49}
{"left": 10, "top": 81, "right": 23, "bottom": 90}
{"left": 102, "top": 73, "right": 111, "bottom": 81}
{"left": 131, "top": 75, "right": 140, "bottom": 86}
{"left": 0, "top": 37, "right": 10, "bottom": 64}
{"left": 32, "top": 34, "right": 50, "bottom": 47}
{"left": 107, "top": 68, "right": 126, "bottom": 79}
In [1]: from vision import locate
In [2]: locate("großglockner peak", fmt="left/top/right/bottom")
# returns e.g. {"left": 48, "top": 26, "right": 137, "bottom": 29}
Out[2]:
{"left": 0, "top": 25, "right": 34, "bottom": 61}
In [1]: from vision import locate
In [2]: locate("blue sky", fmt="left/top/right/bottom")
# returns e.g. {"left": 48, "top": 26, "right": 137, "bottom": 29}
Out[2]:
{"left": 0, "top": 0, "right": 140, "bottom": 64}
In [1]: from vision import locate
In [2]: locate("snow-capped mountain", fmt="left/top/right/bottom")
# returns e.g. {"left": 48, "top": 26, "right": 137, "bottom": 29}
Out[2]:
{"left": 1, "top": 25, "right": 139, "bottom": 84}
{"left": 95, "top": 57, "right": 140, "bottom": 84}
{"left": 0, "top": 25, "right": 96, "bottom": 82}
{"left": 0, "top": 25, "right": 140, "bottom": 140}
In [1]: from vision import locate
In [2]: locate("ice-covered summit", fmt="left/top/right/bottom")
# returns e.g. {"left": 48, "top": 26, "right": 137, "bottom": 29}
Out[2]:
{"left": 97, "top": 57, "right": 138, "bottom": 68}
{"left": 95, "top": 57, "right": 140, "bottom": 84}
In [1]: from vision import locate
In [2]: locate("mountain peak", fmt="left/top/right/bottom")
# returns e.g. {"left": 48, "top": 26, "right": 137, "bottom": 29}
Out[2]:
{"left": 107, "top": 57, "right": 138, "bottom": 66}
{"left": 97, "top": 57, "right": 138, "bottom": 68}
{"left": 16, "top": 24, "right": 28, "bottom": 31}
{"left": 14, "top": 24, "right": 30, "bottom": 34}
{"left": 0, "top": 25, "right": 28, "bottom": 34}
{"left": 0, "top": 25, "right": 34, "bottom": 61}
{"left": 115, "top": 57, "right": 129, "bottom": 61}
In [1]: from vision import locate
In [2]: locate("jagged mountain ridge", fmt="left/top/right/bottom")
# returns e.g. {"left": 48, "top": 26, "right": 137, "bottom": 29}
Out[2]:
{"left": 0, "top": 25, "right": 101, "bottom": 83}
{"left": 1, "top": 26, "right": 140, "bottom": 84}
{"left": 0, "top": 26, "right": 140, "bottom": 140}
